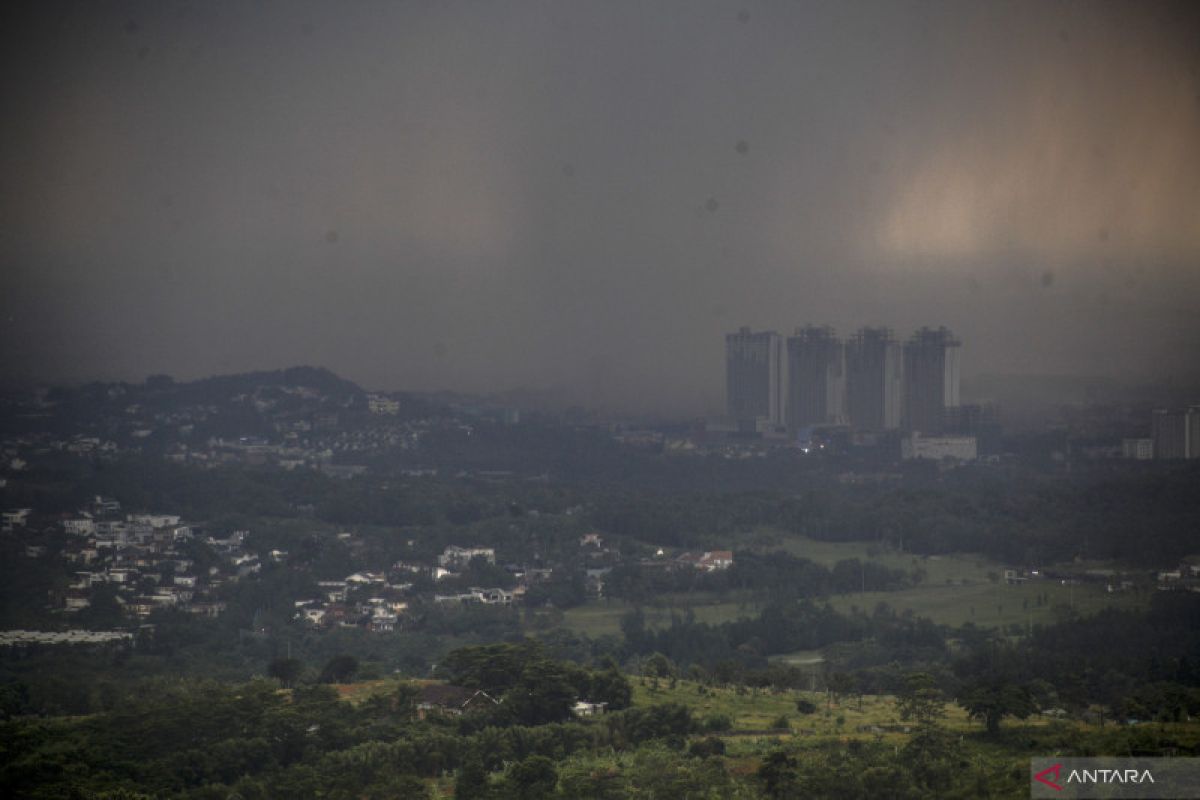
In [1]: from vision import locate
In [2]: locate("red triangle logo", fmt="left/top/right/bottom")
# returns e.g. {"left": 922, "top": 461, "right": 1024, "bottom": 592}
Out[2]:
{"left": 1034, "top": 763, "right": 1064, "bottom": 791}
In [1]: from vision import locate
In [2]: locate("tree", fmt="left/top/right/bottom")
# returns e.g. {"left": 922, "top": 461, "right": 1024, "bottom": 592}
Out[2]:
{"left": 758, "top": 750, "right": 800, "bottom": 799}
{"left": 505, "top": 659, "right": 577, "bottom": 726}
{"left": 896, "top": 672, "right": 946, "bottom": 725}
{"left": 363, "top": 774, "right": 429, "bottom": 799}
{"left": 643, "top": 652, "right": 674, "bottom": 678}
{"left": 455, "top": 755, "right": 491, "bottom": 800}
{"left": 959, "top": 678, "right": 1036, "bottom": 734}
{"left": 826, "top": 671, "right": 856, "bottom": 708}
{"left": 643, "top": 652, "right": 676, "bottom": 689}
{"left": 590, "top": 660, "right": 633, "bottom": 710}
{"left": 557, "top": 762, "right": 626, "bottom": 800}
{"left": 318, "top": 655, "right": 359, "bottom": 684}
{"left": 902, "top": 722, "right": 964, "bottom": 794}
{"left": 688, "top": 736, "right": 727, "bottom": 758}
{"left": 267, "top": 657, "right": 304, "bottom": 688}
{"left": 628, "top": 745, "right": 729, "bottom": 798}
{"left": 620, "top": 607, "right": 648, "bottom": 651}
{"left": 506, "top": 755, "right": 557, "bottom": 800}
{"left": 77, "top": 583, "right": 127, "bottom": 628}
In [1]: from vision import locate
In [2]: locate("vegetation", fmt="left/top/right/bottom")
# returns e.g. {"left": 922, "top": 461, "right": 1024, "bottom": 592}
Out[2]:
{"left": 2, "top": 373, "right": 1199, "bottom": 796}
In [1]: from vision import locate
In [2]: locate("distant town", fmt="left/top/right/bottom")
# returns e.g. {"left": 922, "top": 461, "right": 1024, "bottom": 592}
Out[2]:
{"left": 722, "top": 325, "right": 1199, "bottom": 462}
{"left": 1, "top": 356, "right": 1197, "bottom": 647}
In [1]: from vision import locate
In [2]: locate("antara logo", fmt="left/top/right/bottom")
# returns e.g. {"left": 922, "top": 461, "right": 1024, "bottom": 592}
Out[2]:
{"left": 1034, "top": 764, "right": 1064, "bottom": 791}
{"left": 1034, "top": 762, "right": 1156, "bottom": 791}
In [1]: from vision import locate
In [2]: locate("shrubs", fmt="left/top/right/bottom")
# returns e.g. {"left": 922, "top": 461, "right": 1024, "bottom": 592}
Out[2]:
{"left": 688, "top": 736, "right": 727, "bottom": 758}
{"left": 701, "top": 712, "right": 733, "bottom": 732}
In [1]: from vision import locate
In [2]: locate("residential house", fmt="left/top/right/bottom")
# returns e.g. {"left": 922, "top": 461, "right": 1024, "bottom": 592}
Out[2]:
{"left": 415, "top": 685, "right": 499, "bottom": 718}
{"left": 439, "top": 545, "right": 496, "bottom": 569}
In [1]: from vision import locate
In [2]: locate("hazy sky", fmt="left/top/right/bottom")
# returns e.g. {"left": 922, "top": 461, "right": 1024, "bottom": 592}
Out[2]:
{"left": 3, "top": 0, "right": 1198, "bottom": 414}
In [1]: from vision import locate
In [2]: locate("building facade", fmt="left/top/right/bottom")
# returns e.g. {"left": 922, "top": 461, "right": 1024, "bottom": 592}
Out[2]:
{"left": 785, "top": 326, "right": 846, "bottom": 430}
{"left": 725, "top": 327, "right": 786, "bottom": 428}
{"left": 1152, "top": 407, "right": 1200, "bottom": 459}
{"left": 901, "top": 433, "right": 977, "bottom": 461}
{"left": 902, "top": 327, "right": 961, "bottom": 434}
{"left": 845, "top": 327, "right": 903, "bottom": 430}
{"left": 1121, "top": 438, "right": 1154, "bottom": 460}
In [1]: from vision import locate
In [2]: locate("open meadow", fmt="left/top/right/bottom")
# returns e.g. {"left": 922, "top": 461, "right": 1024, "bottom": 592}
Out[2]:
{"left": 555, "top": 534, "right": 1147, "bottom": 638}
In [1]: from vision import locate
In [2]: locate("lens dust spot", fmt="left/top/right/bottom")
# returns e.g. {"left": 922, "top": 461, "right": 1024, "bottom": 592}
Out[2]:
{"left": 325, "top": 230, "right": 339, "bottom": 244}
{"left": 433, "top": 342, "right": 447, "bottom": 358}
{"left": 1040, "top": 270, "right": 1054, "bottom": 288}
{"left": 1096, "top": 227, "right": 1109, "bottom": 243}
{"left": 1057, "top": 29, "right": 1069, "bottom": 43}
{"left": 705, "top": 197, "right": 720, "bottom": 213}
{"left": 734, "top": 140, "right": 749, "bottom": 155}
{"left": 124, "top": 20, "right": 140, "bottom": 35}
{"left": 737, "top": 10, "right": 751, "bottom": 24}
{"left": 137, "top": 47, "right": 150, "bottom": 60}
{"left": 562, "top": 163, "right": 575, "bottom": 177}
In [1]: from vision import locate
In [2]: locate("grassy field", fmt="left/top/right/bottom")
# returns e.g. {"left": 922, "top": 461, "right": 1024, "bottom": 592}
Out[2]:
{"left": 825, "top": 577, "right": 1146, "bottom": 628}
{"left": 340, "top": 676, "right": 987, "bottom": 739}
{"left": 632, "top": 678, "right": 979, "bottom": 738}
{"left": 761, "top": 530, "right": 993, "bottom": 582}
{"left": 426, "top": 683, "right": 1194, "bottom": 798}
{"left": 559, "top": 597, "right": 758, "bottom": 637}
{"left": 554, "top": 534, "right": 1146, "bottom": 636}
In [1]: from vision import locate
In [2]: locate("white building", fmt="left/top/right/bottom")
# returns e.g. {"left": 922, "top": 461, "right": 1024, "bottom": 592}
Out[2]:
{"left": 127, "top": 514, "right": 182, "bottom": 529}
{"left": 2, "top": 508, "right": 32, "bottom": 529}
{"left": 901, "top": 433, "right": 977, "bottom": 461}
{"left": 63, "top": 515, "right": 96, "bottom": 536}
{"left": 368, "top": 394, "right": 401, "bottom": 415}
{"left": 1121, "top": 438, "right": 1154, "bottom": 460}
{"left": 439, "top": 545, "right": 496, "bottom": 569}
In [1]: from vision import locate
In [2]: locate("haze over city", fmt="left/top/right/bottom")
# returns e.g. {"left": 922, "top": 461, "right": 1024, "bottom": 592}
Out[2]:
{"left": 3, "top": 0, "right": 1199, "bottom": 414}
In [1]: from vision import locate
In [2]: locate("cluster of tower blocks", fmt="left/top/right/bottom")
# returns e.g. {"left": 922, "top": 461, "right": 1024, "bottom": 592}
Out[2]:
{"left": 725, "top": 326, "right": 962, "bottom": 435}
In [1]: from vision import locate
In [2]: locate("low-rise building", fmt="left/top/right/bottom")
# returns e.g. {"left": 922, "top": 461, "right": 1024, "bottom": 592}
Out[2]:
{"left": 439, "top": 545, "right": 496, "bottom": 569}
{"left": 901, "top": 433, "right": 977, "bottom": 461}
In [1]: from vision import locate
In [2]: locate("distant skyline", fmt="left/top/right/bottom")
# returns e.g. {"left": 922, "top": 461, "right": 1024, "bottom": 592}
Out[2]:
{"left": 3, "top": 1, "right": 1199, "bottom": 415}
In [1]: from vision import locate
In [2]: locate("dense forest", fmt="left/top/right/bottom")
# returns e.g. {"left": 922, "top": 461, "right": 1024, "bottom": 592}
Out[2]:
{"left": 5, "top": 627, "right": 1200, "bottom": 799}
{"left": 5, "top": 452, "right": 1199, "bottom": 565}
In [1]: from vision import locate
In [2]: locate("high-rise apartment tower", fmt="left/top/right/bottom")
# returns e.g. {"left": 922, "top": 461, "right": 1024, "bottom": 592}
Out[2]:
{"left": 725, "top": 327, "right": 785, "bottom": 427}
{"left": 786, "top": 326, "right": 846, "bottom": 430}
{"left": 845, "top": 327, "right": 903, "bottom": 430}
{"left": 1152, "top": 407, "right": 1200, "bottom": 459}
{"left": 902, "top": 327, "right": 961, "bottom": 434}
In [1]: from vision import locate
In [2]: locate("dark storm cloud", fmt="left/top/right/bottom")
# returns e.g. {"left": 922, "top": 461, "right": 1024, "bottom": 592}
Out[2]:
{"left": 2, "top": 1, "right": 1198, "bottom": 413}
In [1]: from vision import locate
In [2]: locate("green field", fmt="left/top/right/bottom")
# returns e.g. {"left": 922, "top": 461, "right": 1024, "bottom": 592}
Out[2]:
{"left": 772, "top": 532, "right": 1147, "bottom": 627}
{"left": 632, "top": 678, "right": 979, "bottom": 738}
{"left": 554, "top": 535, "right": 1147, "bottom": 636}
{"left": 825, "top": 577, "right": 1145, "bottom": 628}
{"left": 559, "top": 596, "right": 758, "bottom": 637}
